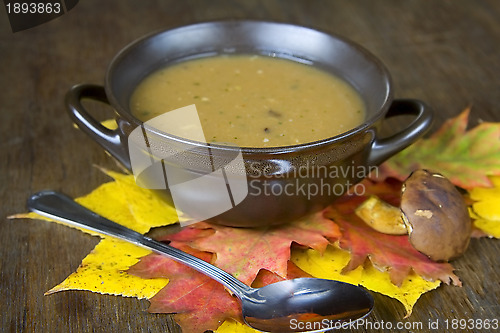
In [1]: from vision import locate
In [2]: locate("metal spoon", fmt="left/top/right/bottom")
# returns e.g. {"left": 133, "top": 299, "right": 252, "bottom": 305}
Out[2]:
{"left": 28, "top": 190, "right": 374, "bottom": 333}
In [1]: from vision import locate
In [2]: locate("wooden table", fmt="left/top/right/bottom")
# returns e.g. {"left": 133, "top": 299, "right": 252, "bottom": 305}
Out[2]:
{"left": 1, "top": 1, "right": 499, "bottom": 332}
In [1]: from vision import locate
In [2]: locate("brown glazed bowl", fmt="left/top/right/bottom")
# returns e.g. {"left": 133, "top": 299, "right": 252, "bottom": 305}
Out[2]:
{"left": 66, "top": 20, "right": 433, "bottom": 227}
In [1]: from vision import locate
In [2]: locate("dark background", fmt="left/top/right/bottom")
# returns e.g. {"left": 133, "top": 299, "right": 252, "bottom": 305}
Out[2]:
{"left": 1, "top": 1, "right": 499, "bottom": 332}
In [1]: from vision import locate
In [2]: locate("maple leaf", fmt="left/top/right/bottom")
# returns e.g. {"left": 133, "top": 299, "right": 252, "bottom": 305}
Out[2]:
{"left": 326, "top": 179, "right": 461, "bottom": 287}
{"left": 333, "top": 217, "right": 461, "bottom": 287}
{"left": 151, "top": 276, "right": 241, "bottom": 332}
{"left": 129, "top": 243, "right": 313, "bottom": 332}
{"left": 377, "top": 108, "right": 500, "bottom": 189}
{"left": 127, "top": 242, "right": 210, "bottom": 279}
{"left": 130, "top": 244, "right": 244, "bottom": 332}
{"left": 291, "top": 245, "right": 441, "bottom": 318}
{"left": 10, "top": 172, "right": 174, "bottom": 299}
{"left": 159, "top": 213, "right": 341, "bottom": 285}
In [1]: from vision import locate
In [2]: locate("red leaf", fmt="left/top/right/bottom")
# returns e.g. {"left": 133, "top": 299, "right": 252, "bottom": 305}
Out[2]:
{"left": 148, "top": 272, "right": 243, "bottom": 332}
{"left": 127, "top": 178, "right": 463, "bottom": 332}
{"left": 127, "top": 215, "right": 338, "bottom": 332}
{"left": 129, "top": 243, "right": 243, "bottom": 332}
{"left": 180, "top": 213, "right": 341, "bottom": 284}
{"left": 129, "top": 244, "right": 313, "bottom": 332}
{"left": 127, "top": 242, "right": 211, "bottom": 279}
{"left": 334, "top": 217, "right": 461, "bottom": 287}
{"left": 327, "top": 180, "right": 462, "bottom": 287}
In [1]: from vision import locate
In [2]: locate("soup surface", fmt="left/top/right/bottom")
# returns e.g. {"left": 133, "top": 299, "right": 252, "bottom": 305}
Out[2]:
{"left": 130, "top": 54, "right": 365, "bottom": 147}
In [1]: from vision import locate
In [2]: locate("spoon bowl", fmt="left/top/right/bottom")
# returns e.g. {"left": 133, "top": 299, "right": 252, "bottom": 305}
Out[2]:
{"left": 242, "top": 278, "right": 373, "bottom": 332}
{"left": 27, "top": 190, "right": 374, "bottom": 332}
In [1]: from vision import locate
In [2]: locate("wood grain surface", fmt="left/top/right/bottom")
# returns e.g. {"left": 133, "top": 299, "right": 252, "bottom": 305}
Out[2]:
{"left": 1, "top": 1, "right": 499, "bottom": 332}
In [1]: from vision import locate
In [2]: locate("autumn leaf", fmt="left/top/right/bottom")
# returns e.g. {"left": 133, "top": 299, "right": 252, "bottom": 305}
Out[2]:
{"left": 291, "top": 245, "right": 441, "bottom": 317}
{"left": 217, "top": 243, "right": 443, "bottom": 330}
{"left": 127, "top": 242, "right": 208, "bottom": 279}
{"left": 216, "top": 319, "right": 258, "bottom": 333}
{"left": 334, "top": 217, "right": 461, "bottom": 287}
{"left": 213, "top": 263, "right": 314, "bottom": 333}
{"left": 10, "top": 170, "right": 176, "bottom": 299}
{"left": 103, "top": 169, "right": 180, "bottom": 230}
{"left": 129, "top": 243, "right": 312, "bottom": 332}
{"left": 130, "top": 244, "right": 244, "bottom": 332}
{"left": 13, "top": 170, "right": 459, "bottom": 332}
{"left": 250, "top": 261, "right": 313, "bottom": 288}
{"left": 377, "top": 108, "right": 500, "bottom": 189}
{"left": 129, "top": 178, "right": 451, "bottom": 329}
{"left": 468, "top": 176, "right": 500, "bottom": 238}
{"left": 158, "top": 212, "right": 341, "bottom": 285}
{"left": 326, "top": 179, "right": 461, "bottom": 287}
{"left": 45, "top": 238, "right": 168, "bottom": 298}
{"left": 217, "top": 244, "right": 442, "bottom": 330}
{"left": 152, "top": 275, "right": 241, "bottom": 332}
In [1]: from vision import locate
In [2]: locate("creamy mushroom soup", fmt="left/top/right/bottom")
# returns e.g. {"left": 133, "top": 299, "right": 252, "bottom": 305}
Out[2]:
{"left": 130, "top": 55, "right": 365, "bottom": 147}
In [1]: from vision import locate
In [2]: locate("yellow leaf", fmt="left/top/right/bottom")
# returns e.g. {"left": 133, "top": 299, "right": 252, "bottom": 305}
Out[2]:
{"left": 46, "top": 238, "right": 168, "bottom": 299}
{"left": 473, "top": 218, "right": 500, "bottom": 238}
{"left": 216, "top": 319, "right": 258, "bottom": 333}
{"left": 75, "top": 179, "right": 147, "bottom": 232}
{"left": 10, "top": 179, "right": 139, "bottom": 237}
{"left": 103, "top": 169, "right": 180, "bottom": 231}
{"left": 218, "top": 244, "right": 441, "bottom": 330}
{"left": 469, "top": 176, "right": 500, "bottom": 238}
{"left": 291, "top": 245, "right": 441, "bottom": 317}
{"left": 14, "top": 171, "right": 177, "bottom": 299}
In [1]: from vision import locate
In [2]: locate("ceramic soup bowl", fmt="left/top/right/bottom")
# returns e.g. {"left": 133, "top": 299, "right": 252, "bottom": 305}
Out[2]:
{"left": 66, "top": 20, "right": 433, "bottom": 227}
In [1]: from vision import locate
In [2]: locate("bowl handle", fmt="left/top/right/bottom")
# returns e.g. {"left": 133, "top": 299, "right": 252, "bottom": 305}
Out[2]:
{"left": 368, "top": 99, "right": 433, "bottom": 166}
{"left": 65, "top": 84, "right": 132, "bottom": 170}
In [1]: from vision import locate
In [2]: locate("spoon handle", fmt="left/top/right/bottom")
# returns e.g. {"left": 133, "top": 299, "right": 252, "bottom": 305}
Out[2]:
{"left": 27, "top": 190, "right": 251, "bottom": 296}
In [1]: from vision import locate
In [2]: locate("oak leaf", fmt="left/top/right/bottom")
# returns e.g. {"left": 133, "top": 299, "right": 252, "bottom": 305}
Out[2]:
{"left": 377, "top": 108, "right": 500, "bottom": 189}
